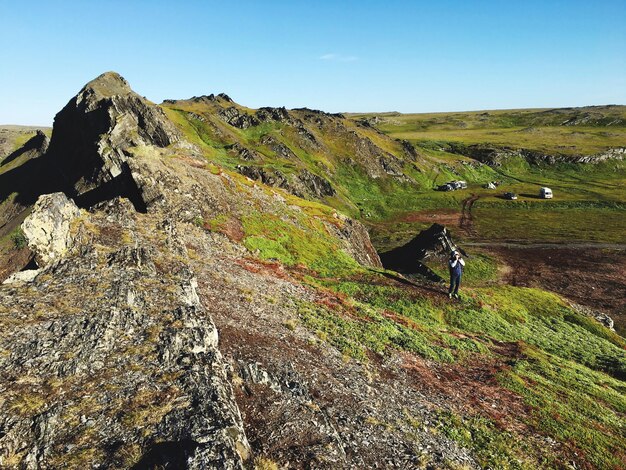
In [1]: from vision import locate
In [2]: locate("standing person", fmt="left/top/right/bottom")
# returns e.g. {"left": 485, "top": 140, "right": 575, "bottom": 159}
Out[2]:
{"left": 448, "top": 250, "right": 465, "bottom": 299}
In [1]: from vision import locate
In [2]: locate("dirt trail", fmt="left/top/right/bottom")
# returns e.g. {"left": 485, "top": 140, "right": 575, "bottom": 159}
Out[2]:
{"left": 459, "top": 194, "right": 479, "bottom": 237}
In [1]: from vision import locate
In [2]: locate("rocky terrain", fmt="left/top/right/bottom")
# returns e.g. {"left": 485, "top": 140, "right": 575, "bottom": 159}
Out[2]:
{"left": 0, "top": 72, "right": 625, "bottom": 469}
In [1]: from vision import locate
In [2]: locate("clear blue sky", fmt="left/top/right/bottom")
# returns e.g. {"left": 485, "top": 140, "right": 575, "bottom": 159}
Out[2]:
{"left": 1, "top": 0, "right": 625, "bottom": 125}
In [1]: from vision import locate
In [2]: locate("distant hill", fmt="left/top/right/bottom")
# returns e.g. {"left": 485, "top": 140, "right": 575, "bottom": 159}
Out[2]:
{"left": 351, "top": 105, "right": 626, "bottom": 156}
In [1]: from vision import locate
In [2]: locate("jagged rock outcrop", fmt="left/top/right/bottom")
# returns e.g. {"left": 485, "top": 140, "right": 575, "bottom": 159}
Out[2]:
{"left": 298, "top": 169, "right": 336, "bottom": 197}
{"left": 226, "top": 143, "right": 262, "bottom": 161}
{"left": 235, "top": 165, "right": 336, "bottom": 199}
{"left": 0, "top": 130, "right": 49, "bottom": 167}
{"left": 45, "top": 71, "right": 183, "bottom": 208}
{"left": 379, "top": 224, "right": 458, "bottom": 278}
{"left": 446, "top": 142, "right": 626, "bottom": 166}
{"left": 259, "top": 135, "right": 298, "bottom": 160}
{"left": 326, "top": 214, "right": 382, "bottom": 267}
{"left": 218, "top": 107, "right": 259, "bottom": 129}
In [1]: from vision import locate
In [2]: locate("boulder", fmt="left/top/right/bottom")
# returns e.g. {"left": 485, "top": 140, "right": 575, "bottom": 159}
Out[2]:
{"left": 21, "top": 192, "right": 81, "bottom": 266}
{"left": 379, "top": 224, "right": 459, "bottom": 278}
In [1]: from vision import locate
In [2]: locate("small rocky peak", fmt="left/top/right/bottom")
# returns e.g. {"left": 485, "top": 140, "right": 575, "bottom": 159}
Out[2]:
{"left": 32, "top": 130, "right": 50, "bottom": 153}
{"left": 217, "top": 93, "right": 233, "bottom": 102}
{"left": 45, "top": 72, "right": 182, "bottom": 208}
{"left": 79, "top": 71, "right": 132, "bottom": 99}
{"left": 191, "top": 95, "right": 217, "bottom": 103}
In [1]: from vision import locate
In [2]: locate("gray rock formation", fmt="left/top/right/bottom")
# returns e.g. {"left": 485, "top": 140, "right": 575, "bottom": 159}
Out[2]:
{"left": 446, "top": 142, "right": 626, "bottom": 166}
{"left": 45, "top": 71, "right": 183, "bottom": 208}
{"left": 218, "top": 107, "right": 259, "bottom": 129}
{"left": 235, "top": 165, "right": 336, "bottom": 200}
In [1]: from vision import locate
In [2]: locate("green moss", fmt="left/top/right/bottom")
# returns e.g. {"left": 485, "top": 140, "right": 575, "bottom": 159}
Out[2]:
{"left": 241, "top": 213, "right": 358, "bottom": 276}
{"left": 10, "top": 227, "right": 27, "bottom": 249}
{"left": 430, "top": 409, "right": 534, "bottom": 469}
{"left": 446, "top": 287, "right": 626, "bottom": 378}
{"left": 499, "top": 348, "right": 626, "bottom": 469}
{"left": 297, "top": 300, "right": 454, "bottom": 362}
{"left": 294, "top": 272, "right": 626, "bottom": 466}
{"left": 427, "top": 252, "right": 499, "bottom": 286}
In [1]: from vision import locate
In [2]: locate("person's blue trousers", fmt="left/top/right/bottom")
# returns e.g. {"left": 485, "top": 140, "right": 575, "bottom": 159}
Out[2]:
{"left": 449, "top": 273, "right": 462, "bottom": 295}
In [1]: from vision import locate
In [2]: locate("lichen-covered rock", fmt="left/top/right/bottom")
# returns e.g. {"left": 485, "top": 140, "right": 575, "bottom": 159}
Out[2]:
{"left": 0, "top": 205, "right": 250, "bottom": 469}
{"left": 21, "top": 192, "right": 81, "bottom": 266}
{"left": 1, "top": 269, "right": 40, "bottom": 285}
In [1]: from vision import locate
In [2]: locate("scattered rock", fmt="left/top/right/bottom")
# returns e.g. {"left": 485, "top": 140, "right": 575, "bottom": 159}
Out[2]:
{"left": 570, "top": 303, "right": 615, "bottom": 331}
{"left": 219, "top": 107, "right": 259, "bottom": 129}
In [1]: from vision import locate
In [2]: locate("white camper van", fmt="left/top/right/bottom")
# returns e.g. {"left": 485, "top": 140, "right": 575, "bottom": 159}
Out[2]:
{"left": 540, "top": 187, "right": 553, "bottom": 199}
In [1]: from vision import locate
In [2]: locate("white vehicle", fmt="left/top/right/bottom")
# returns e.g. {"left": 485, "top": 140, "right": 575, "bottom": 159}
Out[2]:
{"left": 540, "top": 187, "right": 553, "bottom": 199}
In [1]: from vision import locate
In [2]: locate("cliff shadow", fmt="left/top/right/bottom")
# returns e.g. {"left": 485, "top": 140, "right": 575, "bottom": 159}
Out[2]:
{"left": 0, "top": 154, "right": 147, "bottom": 223}
{"left": 131, "top": 439, "right": 199, "bottom": 470}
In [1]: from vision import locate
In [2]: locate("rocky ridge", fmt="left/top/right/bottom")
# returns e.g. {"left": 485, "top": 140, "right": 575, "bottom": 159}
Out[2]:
{"left": 1, "top": 72, "right": 472, "bottom": 469}
{"left": 445, "top": 142, "right": 626, "bottom": 166}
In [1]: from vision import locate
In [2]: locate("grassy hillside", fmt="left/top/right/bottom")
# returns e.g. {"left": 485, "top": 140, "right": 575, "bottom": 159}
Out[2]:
{"left": 237, "top": 243, "right": 626, "bottom": 468}
{"left": 160, "top": 100, "right": 626, "bottom": 249}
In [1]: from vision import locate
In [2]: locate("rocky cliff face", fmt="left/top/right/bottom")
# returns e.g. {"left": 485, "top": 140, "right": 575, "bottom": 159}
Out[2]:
{"left": 446, "top": 142, "right": 626, "bottom": 166}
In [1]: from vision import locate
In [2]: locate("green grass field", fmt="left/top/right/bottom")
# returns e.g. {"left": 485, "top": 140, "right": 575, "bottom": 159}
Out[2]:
{"left": 346, "top": 108, "right": 626, "bottom": 246}
{"left": 352, "top": 106, "right": 626, "bottom": 155}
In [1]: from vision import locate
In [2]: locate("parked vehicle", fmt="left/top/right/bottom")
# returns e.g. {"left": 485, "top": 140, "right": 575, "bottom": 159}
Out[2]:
{"left": 436, "top": 180, "right": 467, "bottom": 191}
{"left": 484, "top": 182, "right": 496, "bottom": 189}
{"left": 503, "top": 192, "right": 518, "bottom": 200}
{"left": 540, "top": 187, "right": 553, "bottom": 199}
